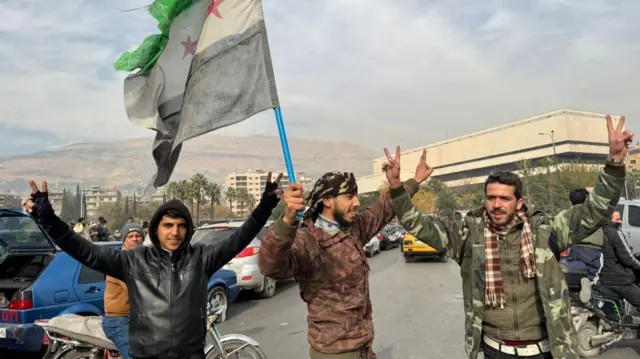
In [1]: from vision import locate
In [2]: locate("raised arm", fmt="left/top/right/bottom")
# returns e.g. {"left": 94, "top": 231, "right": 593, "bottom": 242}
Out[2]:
{"left": 352, "top": 179, "right": 420, "bottom": 246}
{"left": 389, "top": 184, "right": 462, "bottom": 263}
{"left": 553, "top": 115, "right": 631, "bottom": 253}
{"left": 258, "top": 182, "right": 310, "bottom": 279}
{"left": 204, "top": 173, "right": 282, "bottom": 276}
{"left": 26, "top": 181, "right": 128, "bottom": 280}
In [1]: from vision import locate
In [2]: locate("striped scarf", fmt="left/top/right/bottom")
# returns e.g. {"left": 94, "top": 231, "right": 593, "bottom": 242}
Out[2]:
{"left": 483, "top": 210, "right": 536, "bottom": 309}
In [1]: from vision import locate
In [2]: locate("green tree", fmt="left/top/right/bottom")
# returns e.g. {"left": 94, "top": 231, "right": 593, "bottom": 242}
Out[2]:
{"left": 132, "top": 192, "right": 138, "bottom": 218}
{"left": 190, "top": 173, "right": 209, "bottom": 223}
{"left": 109, "top": 197, "right": 124, "bottom": 231}
{"left": 207, "top": 182, "right": 222, "bottom": 219}
{"left": 225, "top": 188, "right": 237, "bottom": 213}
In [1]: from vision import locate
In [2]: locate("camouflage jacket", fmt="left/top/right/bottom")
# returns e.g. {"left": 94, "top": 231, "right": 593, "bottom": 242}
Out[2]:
{"left": 389, "top": 165, "right": 625, "bottom": 359}
{"left": 258, "top": 180, "right": 419, "bottom": 355}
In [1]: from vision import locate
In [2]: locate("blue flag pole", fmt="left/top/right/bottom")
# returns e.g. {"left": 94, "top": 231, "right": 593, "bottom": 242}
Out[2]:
{"left": 273, "top": 107, "right": 303, "bottom": 219}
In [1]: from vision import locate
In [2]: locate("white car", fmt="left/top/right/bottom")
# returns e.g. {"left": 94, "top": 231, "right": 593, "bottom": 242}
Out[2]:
{"left": 364, "top": 236, "right": 380, "bottom": 257}
{"left": 191, "top": 220, "right": 277, "bottom": 299}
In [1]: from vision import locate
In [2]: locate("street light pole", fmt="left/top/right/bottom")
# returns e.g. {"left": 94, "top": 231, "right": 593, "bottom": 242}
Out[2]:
{"left": 539, "top": 130, "right": 557, "bottom": 168}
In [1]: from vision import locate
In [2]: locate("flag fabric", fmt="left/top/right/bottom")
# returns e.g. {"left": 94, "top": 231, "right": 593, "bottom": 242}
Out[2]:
{"left": 115, "top": 0, "right": 279, "bottom": 194}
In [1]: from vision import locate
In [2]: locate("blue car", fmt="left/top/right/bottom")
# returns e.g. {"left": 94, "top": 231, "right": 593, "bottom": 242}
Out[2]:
{"left": 0, "top": 209, "right": 240, "bottom": 352}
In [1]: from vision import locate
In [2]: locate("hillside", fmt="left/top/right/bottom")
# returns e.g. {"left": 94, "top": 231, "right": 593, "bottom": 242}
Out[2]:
{"left": 0, "top": 134, "right": 377, "bottom": 192}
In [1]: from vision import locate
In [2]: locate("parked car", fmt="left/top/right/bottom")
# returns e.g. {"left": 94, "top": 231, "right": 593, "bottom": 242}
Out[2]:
{"left": 364, "top": 236, "right": 380, "bottom": 257}
{"left": 377, "top": 225, "right": 405, "bottom": 250}
{"left": 402, "top": 232, "right": 447, "bottom": 262}
{"left": 192, "top": 220, "right": 278, "bottom": 299}
{"left": 0, "top": 209, "right": 239, "bottom": 353}
{"left": 614, "top": 200, "right": 640, "bottom": 251}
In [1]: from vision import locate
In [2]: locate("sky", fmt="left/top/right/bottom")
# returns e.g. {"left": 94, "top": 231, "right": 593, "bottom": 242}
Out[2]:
{"left": 1, "top": 0, "right": 639, "bottom": 156}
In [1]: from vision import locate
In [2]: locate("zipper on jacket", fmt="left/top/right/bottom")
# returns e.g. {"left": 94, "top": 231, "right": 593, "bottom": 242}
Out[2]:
{"left": 169, "top": 253, "right": 176, "bottom": 358}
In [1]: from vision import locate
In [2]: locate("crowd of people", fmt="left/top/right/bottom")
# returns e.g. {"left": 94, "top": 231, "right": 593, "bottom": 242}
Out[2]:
{"left": 21, "top": 115, "right": 635, "bottom": 359}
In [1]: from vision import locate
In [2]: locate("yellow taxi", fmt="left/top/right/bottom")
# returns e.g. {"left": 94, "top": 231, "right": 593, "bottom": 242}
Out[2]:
{"left": 401, "top": 232, "right": 447, "bottom": 262}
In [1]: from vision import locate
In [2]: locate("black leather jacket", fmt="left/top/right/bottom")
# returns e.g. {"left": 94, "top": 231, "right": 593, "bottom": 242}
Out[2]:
{"left": 31, "top": 190, "right": 279, "bottom": 359}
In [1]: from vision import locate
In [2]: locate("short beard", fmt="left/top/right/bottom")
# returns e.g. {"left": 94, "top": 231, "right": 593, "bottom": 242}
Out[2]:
{"left": 333, "top": 208, "right": 353, "bottom": 228}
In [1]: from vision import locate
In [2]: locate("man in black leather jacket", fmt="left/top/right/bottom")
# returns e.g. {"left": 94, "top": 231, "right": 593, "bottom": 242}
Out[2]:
{"left": 25, "top": 174, "right": 283, "bottom": 359}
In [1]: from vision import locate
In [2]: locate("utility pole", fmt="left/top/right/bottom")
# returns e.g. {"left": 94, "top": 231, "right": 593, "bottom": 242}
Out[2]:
{"left": 539, "top": 130, "right": 557, "bottom": 169}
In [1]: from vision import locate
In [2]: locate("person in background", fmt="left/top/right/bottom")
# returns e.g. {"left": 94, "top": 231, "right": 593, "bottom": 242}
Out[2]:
{"left": 102, "top": 223, "right": 144, "bottom": 359}
{"left": 97, "top": 216, "right": 110, "bottom": 242}
{"left": 127, "top": 217, "right": 134, "bottom": 223}
{"left": 73, "top": 217, "right": 91, "bottom": 240}
{"left": 599, "top": 210, "right": 640, "bottom": 309}
{"left": 565, "top": 187, "right": 605, "bottom": 302}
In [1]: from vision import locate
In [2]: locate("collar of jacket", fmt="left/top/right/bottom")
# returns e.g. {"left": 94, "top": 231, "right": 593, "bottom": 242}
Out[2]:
{"left": 303, "top": 219, "right": 349, "bottom": 248}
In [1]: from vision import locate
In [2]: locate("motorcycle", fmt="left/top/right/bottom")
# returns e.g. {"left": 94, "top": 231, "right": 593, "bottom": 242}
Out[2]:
{"left": 562, "top": 259, "right": 640, "bottom": 357}
{"left": 36, "top": 304, "right": 267, "bottom": 359}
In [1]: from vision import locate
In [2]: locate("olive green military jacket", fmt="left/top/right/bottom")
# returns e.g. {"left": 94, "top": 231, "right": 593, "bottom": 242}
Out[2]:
{"left": 389, "top": 164, "right": 625, "bottom": 359}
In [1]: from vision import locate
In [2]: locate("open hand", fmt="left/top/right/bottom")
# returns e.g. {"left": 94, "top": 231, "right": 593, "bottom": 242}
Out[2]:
{"left": 414, "top": 149, "right": 434, "bottom": 184}
{"left": 382, "top": 146, "right": 402, "bottom": 188}
{"left": 607, "top": 115, "right": 633, "bottom": 161}
{"left": 282, "top": 184, "right": 305, "bottom": 225}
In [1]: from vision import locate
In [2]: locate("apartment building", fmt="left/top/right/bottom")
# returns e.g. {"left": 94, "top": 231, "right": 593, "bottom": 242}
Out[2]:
{"left": 84, "top": 186, "right": 121, "bottom": 218}
{"left": 224, "top": 170, "right": 314, "bottom": 214}
{"left": 49, "top": 191, "right": 65, "bottom": 214}
{"left": 0, "top": 193, "right": 20, "bottom": 209}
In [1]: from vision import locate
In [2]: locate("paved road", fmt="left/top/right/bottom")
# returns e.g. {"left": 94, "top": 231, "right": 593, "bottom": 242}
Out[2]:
{"left": 4, "top": 247, "right": 640, "bottom": 358}
{"left": 219, "top": 247, "right": 640, "bottom": 359}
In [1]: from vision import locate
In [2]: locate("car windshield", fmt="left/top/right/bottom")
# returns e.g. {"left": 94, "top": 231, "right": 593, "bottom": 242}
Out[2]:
{"left": 0, "top": 214, "right": 52, "bottom": 249}
{"left": 191, "top": 227, "right": 267, "bottom": 246}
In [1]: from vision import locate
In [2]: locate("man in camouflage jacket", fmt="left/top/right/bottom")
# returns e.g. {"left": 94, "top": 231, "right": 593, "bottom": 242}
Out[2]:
{"left": 381, "top": 115, "right": 631, "bottom": 359}
{"left": 258, "top": 160, "right": 431, "bottom": 358}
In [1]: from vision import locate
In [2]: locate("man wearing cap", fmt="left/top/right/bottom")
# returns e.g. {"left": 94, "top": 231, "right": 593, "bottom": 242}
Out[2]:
{"left": 258, "top": 152, "right": 430, "bottom": 359}
{"left": 102, "top": 222, "right": 144, "bottom": 359}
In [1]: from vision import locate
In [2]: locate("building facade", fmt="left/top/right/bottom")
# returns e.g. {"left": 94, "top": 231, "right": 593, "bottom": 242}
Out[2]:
{"left": 225, "top": 170, "right": 314, "bottom": 214}
{"left": 85, "top": 186, "right": 121, "bottom": 218}
{"left": 358, "top": 109, "right": 618, "bottom": 194}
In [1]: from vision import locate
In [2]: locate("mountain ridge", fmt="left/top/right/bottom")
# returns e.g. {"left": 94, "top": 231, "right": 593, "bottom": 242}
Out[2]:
{"left": 0, "top": 134, "right": 377, "bottom": 193}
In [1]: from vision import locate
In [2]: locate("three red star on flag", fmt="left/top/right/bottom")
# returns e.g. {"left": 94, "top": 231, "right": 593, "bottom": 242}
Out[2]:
{"left": 208, "top": 0, "right": 225, "bottom": 19}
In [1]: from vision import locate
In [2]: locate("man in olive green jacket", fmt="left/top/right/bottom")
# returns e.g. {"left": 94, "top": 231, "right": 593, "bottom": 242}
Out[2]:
{"left": 381, "top": 115, "right": 632, "bottom": 359}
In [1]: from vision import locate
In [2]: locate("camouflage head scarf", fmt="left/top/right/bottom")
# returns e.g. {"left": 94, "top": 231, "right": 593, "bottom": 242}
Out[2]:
{"left": 303, "top": 171, "right": 358, "bottom": 221}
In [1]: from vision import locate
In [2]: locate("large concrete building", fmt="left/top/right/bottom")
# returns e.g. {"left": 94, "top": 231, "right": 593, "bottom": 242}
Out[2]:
{"left": 358, "top": 109, "right": 619, "bottom": 194}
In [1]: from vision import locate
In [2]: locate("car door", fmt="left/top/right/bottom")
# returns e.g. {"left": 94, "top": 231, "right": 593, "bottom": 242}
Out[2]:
{"left": 621, "top": 203, "right": 640, "bottom": 252}
{"left": 72, "top": 264, "right": 106, "bottom": 308}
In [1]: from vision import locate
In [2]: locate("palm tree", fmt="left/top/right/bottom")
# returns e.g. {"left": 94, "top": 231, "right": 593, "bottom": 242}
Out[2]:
{"left": 165, "top": 181, "right": 180, "bottom": 200}
{"left": 190, "top": 173, "right": 209, "bottom": 222}
{"left": 225, "top": 188, "right": 237, "bottom": 214}
{"left": 235, "top": 189, "right": 250, "bottom": 215}
{"left": 207, "top": 182, "right": 222, "bottom": 219}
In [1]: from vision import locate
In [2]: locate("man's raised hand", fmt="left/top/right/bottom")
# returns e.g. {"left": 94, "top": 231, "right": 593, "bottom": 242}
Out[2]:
{"left": 382, "top": 146, "right": 402, "bottom": 188}
{"left": 607, "top": 114, "right": 633, "bottom": 162}
{"left": 413, "top": 149, "right": 433, "bottom": 184}
{"left": 260, "top": 172, "right": 284, "bottom": 209}
{"left": 26, "top": 180, "right": 48, "bottom": 213}
{"left": 282, "top": 184, "right": 305, "bottom": 225}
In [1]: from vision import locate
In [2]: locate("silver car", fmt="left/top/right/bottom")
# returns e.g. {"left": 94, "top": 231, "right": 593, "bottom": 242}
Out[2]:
{"left": 191, "top": 220, "right": 277, "bottom": 298}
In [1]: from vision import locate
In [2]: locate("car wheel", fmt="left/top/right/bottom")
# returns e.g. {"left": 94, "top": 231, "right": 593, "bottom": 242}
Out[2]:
{"left": 257, "top": 276, "right": 277, "bottom": 299}
{"left": 208, "top": 286, "right": 228, "bottom": 323}
{"left": 439, "top": 253, "right": 448, "bottom": 263}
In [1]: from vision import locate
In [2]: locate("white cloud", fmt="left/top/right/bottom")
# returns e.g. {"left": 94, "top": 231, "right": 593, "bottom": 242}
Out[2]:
{"left": 1, "top": 0, "right": 639, "bottom": 153}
